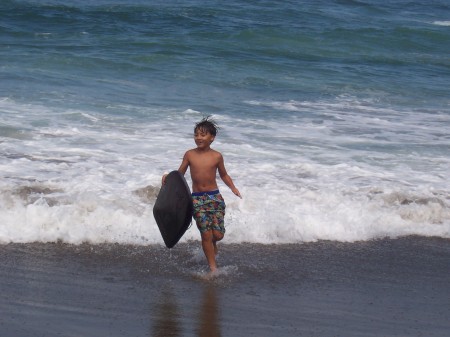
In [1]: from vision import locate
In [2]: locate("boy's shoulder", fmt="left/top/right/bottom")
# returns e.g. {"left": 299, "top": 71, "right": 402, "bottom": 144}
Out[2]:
{"left": 185, "top": 148, "right": 222, "bottom": 157}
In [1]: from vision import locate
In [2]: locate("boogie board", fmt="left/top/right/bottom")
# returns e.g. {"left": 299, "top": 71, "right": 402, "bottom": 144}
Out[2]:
{"left": 153, "top": 170, "right": 193, "bottom": 248}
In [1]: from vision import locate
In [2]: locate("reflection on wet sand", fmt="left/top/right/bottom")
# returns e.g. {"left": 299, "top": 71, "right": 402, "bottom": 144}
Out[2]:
{"left": 151, "top": 290, "right": 181, "bottom": 337}
{"left": 197, "top": 285, "right": 222, "bottom": 337}
{"left": 150, "top": 285, "right": 222, "bottom": 337}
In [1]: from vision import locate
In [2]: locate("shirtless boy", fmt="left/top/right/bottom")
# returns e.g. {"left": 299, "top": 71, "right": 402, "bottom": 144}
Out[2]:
{"left": 163, "top": 117, "right": 241, "bottom": 273}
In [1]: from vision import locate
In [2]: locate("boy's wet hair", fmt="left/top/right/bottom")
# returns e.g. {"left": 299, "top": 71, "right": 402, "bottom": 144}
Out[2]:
{"left": 194, "top": 116, "right": 219, "bottom": 136}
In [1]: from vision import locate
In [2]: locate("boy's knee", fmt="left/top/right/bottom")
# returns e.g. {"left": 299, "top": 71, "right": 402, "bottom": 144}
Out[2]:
{"left": 212, "top": 230, "right": 224, "bottom": 242}
{"left": 201, "top": 229, "right": 224, "bottom": 242}
{"left": 201, "top": 230, "right": 213, "bottom": 241}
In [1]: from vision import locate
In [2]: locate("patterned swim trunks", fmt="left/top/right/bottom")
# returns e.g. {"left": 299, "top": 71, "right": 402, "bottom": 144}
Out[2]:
{"left": 192, "top": 190, "right": 226, "bottom": 234}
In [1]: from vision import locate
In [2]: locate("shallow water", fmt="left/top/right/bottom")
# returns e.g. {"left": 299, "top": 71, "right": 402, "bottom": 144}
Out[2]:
{"left": 1, "top": 237, "right": 449, "bottom": 336}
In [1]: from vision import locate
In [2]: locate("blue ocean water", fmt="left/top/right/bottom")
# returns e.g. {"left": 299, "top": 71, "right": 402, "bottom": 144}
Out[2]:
{"left": 0, "top": 0, "right": 449, "bottom": 244}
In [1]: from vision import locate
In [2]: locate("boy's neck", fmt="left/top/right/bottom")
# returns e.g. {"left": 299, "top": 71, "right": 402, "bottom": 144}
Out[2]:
{"left": 196, "top": 146, "right": 211, "bottom": 153}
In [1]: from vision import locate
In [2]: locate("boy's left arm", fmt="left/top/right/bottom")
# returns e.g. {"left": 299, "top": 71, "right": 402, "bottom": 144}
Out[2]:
{"left": 218, "top": 155, "right": 242, "bottom": 198}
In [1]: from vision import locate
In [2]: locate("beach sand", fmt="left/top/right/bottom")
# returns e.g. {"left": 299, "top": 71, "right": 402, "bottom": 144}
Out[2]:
{"left": 1, "top": 237, "right": 449, "bottom": 337}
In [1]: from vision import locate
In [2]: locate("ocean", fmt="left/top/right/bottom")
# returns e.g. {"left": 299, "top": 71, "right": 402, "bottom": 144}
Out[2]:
{"left": 1, "top": 1, "right": 450, "bottom": 336}
{"left": 1, "top": 0, "right": 449, "bottom": 245}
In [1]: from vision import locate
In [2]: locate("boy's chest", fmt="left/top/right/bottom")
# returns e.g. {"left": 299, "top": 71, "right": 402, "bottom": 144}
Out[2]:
{"left": 190, "top": 154, "right": 219, "bottom": 169}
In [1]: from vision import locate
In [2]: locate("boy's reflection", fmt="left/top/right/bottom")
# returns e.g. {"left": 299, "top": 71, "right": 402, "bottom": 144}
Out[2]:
{"left": 197, "top": 285, "right": 222, "bottom": 337}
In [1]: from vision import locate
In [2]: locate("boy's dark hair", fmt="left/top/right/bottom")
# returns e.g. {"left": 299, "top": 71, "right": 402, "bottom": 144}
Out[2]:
{"left": 194, "top": 116, "right": 219, "bottom": 136}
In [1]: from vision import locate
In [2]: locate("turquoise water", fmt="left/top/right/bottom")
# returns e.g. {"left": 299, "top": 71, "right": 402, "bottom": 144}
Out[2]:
{"left": 3, "top": 0, "right": 449, "bottom": 109}
{"left": 0, "top": 0, "right": 449, "bottom": 244}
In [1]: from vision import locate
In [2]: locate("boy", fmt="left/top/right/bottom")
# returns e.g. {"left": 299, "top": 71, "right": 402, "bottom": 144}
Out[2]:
{"left": 163, "top": 117, "right": 241, "bottom": 274}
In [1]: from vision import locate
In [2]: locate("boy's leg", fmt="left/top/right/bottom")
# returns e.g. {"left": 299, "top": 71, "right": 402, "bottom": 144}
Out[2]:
{"left": 201, "top": 230, "right": 218, "bottom": 272}
{"left": 194, "top": 193, "right": 225, "bottom": 272}
{"left": 201, "top": 230, "right": 224, "bottom": 272}
{"left": 212, "top": 230, "right": 224, "bottom": 256}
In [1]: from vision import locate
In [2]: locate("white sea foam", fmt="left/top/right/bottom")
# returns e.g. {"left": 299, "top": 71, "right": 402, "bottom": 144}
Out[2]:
{"left": 433, "top": 21, "right": 450, "bottom": 26}
{"left": 0, "top": 98, "right": 449, "bottom": 245}
{"left": 192, "top": 265, "right": 239, "bottom": 280}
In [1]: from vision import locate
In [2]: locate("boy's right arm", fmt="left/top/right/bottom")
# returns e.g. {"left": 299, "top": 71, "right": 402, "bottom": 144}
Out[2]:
{"left": 162, "top": 152, "right": 189, "bottom": 185}
{"left": 177, "top": 151, "right": 189, "bottom": 175}
{"left": 161, "top": 173, "right": 168, "bottom": 185}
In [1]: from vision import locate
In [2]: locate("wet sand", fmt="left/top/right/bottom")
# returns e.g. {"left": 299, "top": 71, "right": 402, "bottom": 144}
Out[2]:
{"left": 0, "top": 237, "right": 449, "bottom": 336}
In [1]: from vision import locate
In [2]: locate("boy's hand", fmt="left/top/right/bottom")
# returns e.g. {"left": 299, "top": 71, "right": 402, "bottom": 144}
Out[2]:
{"left": 232, "top": 188, "right": 242, "bottom": 199}
{"left": 161, "top": 174, "right": 168, "bottom": 185}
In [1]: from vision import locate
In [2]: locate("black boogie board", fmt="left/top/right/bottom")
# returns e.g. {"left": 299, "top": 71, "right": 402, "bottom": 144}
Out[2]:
{"left": 153, "top": 171, "right": 193, "bottom": 248}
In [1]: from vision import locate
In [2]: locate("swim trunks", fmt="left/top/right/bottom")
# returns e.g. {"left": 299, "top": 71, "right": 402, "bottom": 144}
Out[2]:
{"left": 192, "top": 190, "right": 226, "bottom": 234}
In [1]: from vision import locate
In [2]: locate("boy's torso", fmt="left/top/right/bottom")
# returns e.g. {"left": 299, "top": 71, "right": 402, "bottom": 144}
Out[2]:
{"left": 188, "top": 148, "right": 221, "bottom": 192}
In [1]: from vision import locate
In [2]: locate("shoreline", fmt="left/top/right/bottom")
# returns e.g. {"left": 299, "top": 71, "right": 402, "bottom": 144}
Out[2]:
{"left": 1, "top": 237, "right": 449, "bottom": 336}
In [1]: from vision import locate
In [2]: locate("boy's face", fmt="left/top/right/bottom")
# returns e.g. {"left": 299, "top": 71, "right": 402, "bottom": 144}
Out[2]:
{"left": 194, "top": 128, "right": 215, "bottom": 150}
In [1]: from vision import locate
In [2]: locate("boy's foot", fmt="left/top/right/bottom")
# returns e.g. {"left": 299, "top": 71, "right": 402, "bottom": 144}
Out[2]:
{"left": 206, "top": 269, "right": 219, "bottom": 279}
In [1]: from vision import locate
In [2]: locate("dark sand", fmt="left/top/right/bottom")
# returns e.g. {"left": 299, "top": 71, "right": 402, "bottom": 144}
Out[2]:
{"left": 1, "top": 237, "right": 449, "bottom": 336}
